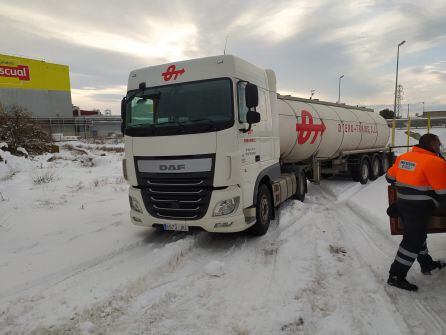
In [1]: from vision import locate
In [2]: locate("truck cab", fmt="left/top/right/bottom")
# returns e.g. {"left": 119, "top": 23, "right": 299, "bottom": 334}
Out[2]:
{"left": 122, "top": 55, "right": 280, "bottom": 233}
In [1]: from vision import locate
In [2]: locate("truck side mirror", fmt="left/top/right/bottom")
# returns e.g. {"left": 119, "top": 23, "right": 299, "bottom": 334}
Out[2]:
{"left": 245, "top": 83, "right": 258, "bottom": 108}
{"left": 121, "top": 97, "right": 127, "bottom": 134}
{"left": 247, "top": 110, "right": 261, "bottom": 124}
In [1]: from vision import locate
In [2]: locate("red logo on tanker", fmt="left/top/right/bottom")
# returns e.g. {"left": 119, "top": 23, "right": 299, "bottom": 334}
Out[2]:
{"left": 295, "top": 110, "right": 326, "bottom": 144}
{"left": 162, "top": 65, "right": 185, "bottom": 81}
{"left": 0, "top": 65, "right": 30, "bottom": 81}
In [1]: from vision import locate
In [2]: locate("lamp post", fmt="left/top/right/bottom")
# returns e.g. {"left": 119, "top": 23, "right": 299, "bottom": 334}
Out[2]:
{"left": 391, "top": 40, "right": 406, "bottom": 146}
{"left": 337, "top": 75, "right": 344, "bottom": 103}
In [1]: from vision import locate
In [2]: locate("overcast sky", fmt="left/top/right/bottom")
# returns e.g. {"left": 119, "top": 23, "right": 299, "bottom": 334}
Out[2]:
{"left": 1, "top": 0, "right": 446, "bottom": 115}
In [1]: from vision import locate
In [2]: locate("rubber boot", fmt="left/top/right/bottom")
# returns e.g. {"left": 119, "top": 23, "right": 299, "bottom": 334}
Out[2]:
{"left": 421, "top": 260, "right": 446, "bottom": 275}
{"left": 387, "top": 275, "right": 418, "bottom": 291}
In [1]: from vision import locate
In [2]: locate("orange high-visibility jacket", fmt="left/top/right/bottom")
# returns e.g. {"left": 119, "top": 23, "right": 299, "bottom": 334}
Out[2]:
{"left": 386, "top": 146, "right": 446, "bottom": 203}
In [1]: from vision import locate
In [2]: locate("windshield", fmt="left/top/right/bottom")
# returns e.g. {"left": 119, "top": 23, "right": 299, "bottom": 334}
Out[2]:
{"left": 124, "top": 78, "right": 233, "bottom": 136}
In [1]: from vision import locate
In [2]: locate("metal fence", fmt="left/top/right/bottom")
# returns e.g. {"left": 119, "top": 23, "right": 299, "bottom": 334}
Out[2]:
{"left": 386, "top": 117, "right": 446, "bottom": 129}
{"left": 34, "top": 116, "right": 122, "bottom": 139}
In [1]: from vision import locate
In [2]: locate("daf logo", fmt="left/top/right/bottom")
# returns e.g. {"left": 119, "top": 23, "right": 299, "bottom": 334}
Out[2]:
{"left": 159, "top": 164, "right": 186, "bottom": 171}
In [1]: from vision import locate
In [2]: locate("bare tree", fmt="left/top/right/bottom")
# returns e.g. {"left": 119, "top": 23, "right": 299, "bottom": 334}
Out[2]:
{"left": 0, "top": 103, "right": 53, "bottom": 155}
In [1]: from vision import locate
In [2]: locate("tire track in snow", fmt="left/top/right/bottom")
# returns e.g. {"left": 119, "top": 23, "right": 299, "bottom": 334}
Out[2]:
{"left": 0, "top": 230, "right": 187, "bottom": 301}
{"left": 76, "top": 214, "right": 306, "bottom": 335}
{"left": 0, "top": 231, "right": 203, "bottom": 334}
{"left": 296, "top": 198, "right": 406, "bottom": 334}
{"left": 0, "top": 212, "right": 12, "bottom": 232}
{"left": 9, "top": 232, "right": 252, "bottom": 334}
{"left": 414, "top": 300, "right": 446, "bottom": 333}
{"left": 97, "top": 236, "right": 251, "bottom": 334}
{"left": 314, "top": 182, "right": 446, "bottom": 335}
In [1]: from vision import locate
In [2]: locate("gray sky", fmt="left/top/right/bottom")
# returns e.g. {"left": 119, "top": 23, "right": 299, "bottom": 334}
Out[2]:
{"left": 1, "top": 0, "right": 446, "bottom": 115}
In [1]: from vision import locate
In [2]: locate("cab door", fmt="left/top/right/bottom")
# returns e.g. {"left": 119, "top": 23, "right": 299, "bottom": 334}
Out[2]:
{"left": 237, "top": 81, "right": 273, "bottom": 207}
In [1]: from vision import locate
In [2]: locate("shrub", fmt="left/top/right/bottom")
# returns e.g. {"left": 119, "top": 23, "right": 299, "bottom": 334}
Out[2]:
{"left": 0, "top": 103, "right": 54, "bottom": 155}
{"left": 32, "top": 171, "right": 55, "bottom": 184}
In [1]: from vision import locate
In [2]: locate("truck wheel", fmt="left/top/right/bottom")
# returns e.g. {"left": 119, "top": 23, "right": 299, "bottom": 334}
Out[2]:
{"left": 350, "top": 156, "right": 369, "bottom": 184}
{"left": 369, "top": 155, "right": 381, "bottom": 181}
{"left": 248, "top": 184, "right": 272, "bottom": 236}
{"left": 293, "top": 171, "right": 306, "bottom": 202}
{"left": 380, "top": 154, "right": 389, "bottom": 175}
{"left": 358, "top": 157, "right": 370, "bottom": 184}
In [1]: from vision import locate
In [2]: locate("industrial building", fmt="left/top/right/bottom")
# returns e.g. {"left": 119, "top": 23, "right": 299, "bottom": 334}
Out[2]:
{"left": 0, "top": 53, "right": 72, "bottom": 117}
{"left": 422, "top": 110, "right": 446, "bottom": 118}
{"left": 0, "top": 54, "right": 121, "bottom": 138}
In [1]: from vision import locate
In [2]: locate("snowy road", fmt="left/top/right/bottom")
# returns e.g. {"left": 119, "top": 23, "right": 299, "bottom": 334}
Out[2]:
{"left": 0, "top": 135, "right": 445, "bottom": 334}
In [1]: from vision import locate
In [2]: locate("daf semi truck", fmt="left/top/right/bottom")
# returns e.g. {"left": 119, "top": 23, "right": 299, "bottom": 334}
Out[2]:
{"left": 121, "top": 55, "right": 389, "bottom": 235}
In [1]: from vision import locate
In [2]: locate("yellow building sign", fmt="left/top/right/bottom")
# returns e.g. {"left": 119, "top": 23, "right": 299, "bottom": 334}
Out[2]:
{"left": 0, "top": 54, "right": 70, "bottom": 92}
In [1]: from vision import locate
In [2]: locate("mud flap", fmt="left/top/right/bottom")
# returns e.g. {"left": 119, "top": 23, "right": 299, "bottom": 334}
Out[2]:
{"left": 388, "top": 185, "right": 446, "bottom": 235}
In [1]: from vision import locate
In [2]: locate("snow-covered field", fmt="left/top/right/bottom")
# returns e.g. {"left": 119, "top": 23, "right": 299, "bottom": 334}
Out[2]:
{"left": 0, "top": 130, "right": 445, "bottom": 335}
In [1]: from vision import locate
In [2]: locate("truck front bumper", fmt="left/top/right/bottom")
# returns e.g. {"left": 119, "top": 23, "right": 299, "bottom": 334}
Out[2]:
{"left": 128, "top": 185, "right": 252, "bottom": 233}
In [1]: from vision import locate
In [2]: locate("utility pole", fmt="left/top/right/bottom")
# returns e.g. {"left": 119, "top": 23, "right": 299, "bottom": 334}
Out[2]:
{"left": 391, "top": 40, "right": 406, "bottom": 146}
{"left": 396, "top": 84, "right": 404, "bottom": 118}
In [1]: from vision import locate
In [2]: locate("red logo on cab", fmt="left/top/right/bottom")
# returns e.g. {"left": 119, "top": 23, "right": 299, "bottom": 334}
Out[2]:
{"left": 162, "top": 65, "right": 185, "bottom": 81}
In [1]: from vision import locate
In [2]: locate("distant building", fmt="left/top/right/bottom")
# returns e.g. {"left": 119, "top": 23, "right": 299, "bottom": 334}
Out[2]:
{"left": 422, "top": 110, "right": 446, "bottom": 118}
{"left": 72, "top": 106, "right": 101, "bottom": 117}
{"left": 0, "top": 54, "right": 72, "bottom": 117}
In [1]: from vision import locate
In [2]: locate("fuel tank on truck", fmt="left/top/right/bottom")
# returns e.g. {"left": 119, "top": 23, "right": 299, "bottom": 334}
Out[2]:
{"left": 278, "top": 95, "right": 389, "bottom": 163}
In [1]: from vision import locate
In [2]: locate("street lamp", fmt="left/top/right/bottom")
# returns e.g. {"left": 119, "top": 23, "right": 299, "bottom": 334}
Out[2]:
{"left": 337, "top": 75, "right": 344, "bottom": 103}
{"left": 391, "top": 40, "right": 406, "bottom": 146}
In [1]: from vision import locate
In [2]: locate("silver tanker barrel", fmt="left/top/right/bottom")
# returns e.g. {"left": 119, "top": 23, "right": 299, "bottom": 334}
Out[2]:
{"left": 277, "top": 95, "right": 389, "bottom": 164}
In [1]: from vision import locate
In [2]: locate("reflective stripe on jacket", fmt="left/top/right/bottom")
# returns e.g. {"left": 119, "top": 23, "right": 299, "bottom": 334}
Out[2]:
{"left": 386, "top": 146, "right": 446, "bottom": 203}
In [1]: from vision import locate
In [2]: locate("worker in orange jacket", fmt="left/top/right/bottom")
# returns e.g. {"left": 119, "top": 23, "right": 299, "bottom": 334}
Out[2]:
{"left": 386, "top": 133, "right": 446, "bottom": 291}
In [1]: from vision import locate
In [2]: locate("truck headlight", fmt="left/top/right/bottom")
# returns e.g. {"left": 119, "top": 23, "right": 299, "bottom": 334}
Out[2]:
{"left": 129, "top": 196, "right": 143, "bottom": 213}
{"left": 213, "top": 197, "right": 240, "bottom": 217}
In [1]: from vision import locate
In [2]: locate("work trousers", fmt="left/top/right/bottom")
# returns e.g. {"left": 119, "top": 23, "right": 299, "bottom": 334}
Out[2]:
{"left": 389, "top": 200, "right": 435, "bottom": 278}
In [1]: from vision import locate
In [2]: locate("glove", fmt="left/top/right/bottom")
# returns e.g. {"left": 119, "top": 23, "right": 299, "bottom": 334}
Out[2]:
{"left": 386, "top": 203, "right": 399, "bottom": 218}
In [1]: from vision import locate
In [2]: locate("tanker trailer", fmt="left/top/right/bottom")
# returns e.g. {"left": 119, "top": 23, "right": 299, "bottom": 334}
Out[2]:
{"left": 277, "top": 95, "right": 390, "bottom": 184}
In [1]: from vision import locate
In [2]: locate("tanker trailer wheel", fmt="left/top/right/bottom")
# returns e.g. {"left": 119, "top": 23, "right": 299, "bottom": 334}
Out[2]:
{"left": 369, "top": 155, "right": 381, "bottom": 181}
{"left": 248, "top": 184, "right": 272, "bottom": 236}
{"left": 293, "top": 171, "right": 306, "bottom": 202}
{"left": 358, "top": 156, "right": 371, "bottom": 184}
{"left": 380, "top": 153, "right": 390, "bottom": 176}
{"left": 350, "top": 155, "right": 370, "bottom": 184}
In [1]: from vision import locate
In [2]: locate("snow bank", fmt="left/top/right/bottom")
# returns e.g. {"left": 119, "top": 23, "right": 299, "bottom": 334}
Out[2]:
{"left": 0, "top": 148, "right": 34, "bottom": 180}
{"left": 205, "top": 261, "right": 225, "bottom": 277}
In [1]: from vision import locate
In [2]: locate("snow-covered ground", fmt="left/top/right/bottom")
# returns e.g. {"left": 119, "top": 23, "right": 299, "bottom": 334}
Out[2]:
{"left": 0, "top": 130, "right": 445, "bottom": 335}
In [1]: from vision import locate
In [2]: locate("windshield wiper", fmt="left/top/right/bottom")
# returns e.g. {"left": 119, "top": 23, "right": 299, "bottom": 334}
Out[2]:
{"left": 155, "top": 120, "right": 188, "bottom": 134}
{"left": 189, "top": 118, "right": 213, "bottom": 123}
{"left": 156, "top": 119, "right": 219, "bottom": 132}
{"left": 129, "top": 123, "right": 154, "bottom": 128}
{"left": 157, "top": 120, "right": 184, "bottom": 126}
{"left": 185, "top": 118, "right": 218, "bottom": 131}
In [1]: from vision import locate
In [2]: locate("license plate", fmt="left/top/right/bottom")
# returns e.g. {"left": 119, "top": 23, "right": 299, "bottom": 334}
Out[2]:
{"left": 163, "top": 223, "right": 189, "bottom": 231}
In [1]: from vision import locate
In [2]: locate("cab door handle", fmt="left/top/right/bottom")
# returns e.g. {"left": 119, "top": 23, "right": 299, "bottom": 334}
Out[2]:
{"left": 255, "top": 155, "right": 260, "bottom": 162}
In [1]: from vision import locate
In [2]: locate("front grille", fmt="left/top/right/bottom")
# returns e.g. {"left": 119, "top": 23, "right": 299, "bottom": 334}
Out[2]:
{"left": 139, "top": 174, "right": 213, "bottom": 220}
{"left": 135, "top": 155, "right": 215, "bottom": 221}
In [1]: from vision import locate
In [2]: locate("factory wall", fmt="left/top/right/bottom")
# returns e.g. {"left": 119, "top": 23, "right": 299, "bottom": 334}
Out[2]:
{"left": 0, "top": 54, "right": 72, "bottom": 117}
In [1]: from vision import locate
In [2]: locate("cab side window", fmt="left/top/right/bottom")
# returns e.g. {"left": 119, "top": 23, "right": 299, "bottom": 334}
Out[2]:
{"left": 237, "top": 82, "right": 249, "bottom": 123}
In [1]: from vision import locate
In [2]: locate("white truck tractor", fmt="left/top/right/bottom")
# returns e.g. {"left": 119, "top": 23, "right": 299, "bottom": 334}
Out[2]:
{"left": 121, "top": 55, "right": 389, "bottom": 235}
